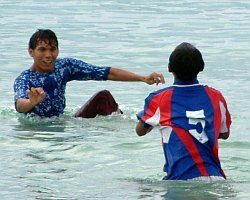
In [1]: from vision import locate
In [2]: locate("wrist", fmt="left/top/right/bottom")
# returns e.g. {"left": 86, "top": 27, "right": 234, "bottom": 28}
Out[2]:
{"left": 140, "top": 75, "right": 146, "bottom": 82}
{"left": 28, "top": 99, "right": 40, "bottom": 108}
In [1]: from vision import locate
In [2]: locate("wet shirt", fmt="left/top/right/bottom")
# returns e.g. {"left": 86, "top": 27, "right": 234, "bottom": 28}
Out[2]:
{"left": 14, "top": 58, "right": 111, "bottom": 117}
{"left": 137, "top": 79, "right": 231, "bottom": 180}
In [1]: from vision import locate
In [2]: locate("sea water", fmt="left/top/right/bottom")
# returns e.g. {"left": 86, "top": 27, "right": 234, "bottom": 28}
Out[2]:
{"left": 0, "top": 0, "right": 250, "bottom": 199}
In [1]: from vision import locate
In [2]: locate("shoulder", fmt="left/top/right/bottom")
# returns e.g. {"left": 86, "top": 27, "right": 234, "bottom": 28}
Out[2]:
{"left": 15, "top": 69, "right": 31, "bottom": 81}
{"left": 146, "top": 86, "right": 174, "bottom": 101}
{"left": 54, "top": 58, "right": 81, "bottom": 72}
{"left": 55, "top": 57, "right": 93, "bottom": 69}
{"left": 56, "top": 57, "right": 87, "bottom": 65}
{"left": 204, "top": 85, "right": 224, "bottom": 97}
{"left": 150, "top": 86, "right": 174, "bottom": 97}
{"left": 55, "top": 58, "right": 73, "bottom": 66}
{"left": 20, "top": 69, "right": 31, "bottom": 76}
{"left": 204, "top": 85, "right": 227, "bottom": 103}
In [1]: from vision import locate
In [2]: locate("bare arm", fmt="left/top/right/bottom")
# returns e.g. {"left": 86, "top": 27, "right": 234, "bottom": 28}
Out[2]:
{"left": 136, "top": 120, "right": 153, "bottom": 136}
{"left": 16, "top": 98, "right": 37, "bottom": 113}
{"left": 15, "top": 87, "right": 46, "bottom": 113}
{"left": 107, "top": 67, "right": 165, "bottom": 85}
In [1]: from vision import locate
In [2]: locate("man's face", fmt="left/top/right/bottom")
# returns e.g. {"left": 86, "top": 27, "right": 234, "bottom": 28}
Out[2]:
{"left": 29, "top": 40, "right": 59, "bottom": 73}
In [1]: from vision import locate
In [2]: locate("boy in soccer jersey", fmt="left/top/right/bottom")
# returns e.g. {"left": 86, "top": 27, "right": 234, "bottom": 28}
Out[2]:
{"left": 14, "top": 29, "right": 165, "bottom": 118}
{"left": 136, "top": 42, "right": 231, "bottom": 181}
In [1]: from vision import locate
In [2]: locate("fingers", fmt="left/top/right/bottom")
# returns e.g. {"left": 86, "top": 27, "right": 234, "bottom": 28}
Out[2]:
{"left": 27, "top": 87, "right": 46, "bottom": 104}
{"left": 29, "top": 87, "right": 45, "bottom": 96}
{"left": 150, "top": 72, "right": 165, "bottom": 85}
{"left": 158, "top": 73, "right": 165, "bottom": 84}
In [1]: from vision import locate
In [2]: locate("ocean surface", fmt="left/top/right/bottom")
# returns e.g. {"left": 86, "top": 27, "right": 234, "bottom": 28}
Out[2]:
{"left": 0, "top": 0, "right": 250, "bottom": 199}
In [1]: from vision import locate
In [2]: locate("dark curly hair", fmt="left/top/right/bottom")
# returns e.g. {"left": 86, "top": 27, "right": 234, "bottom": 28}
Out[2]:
{"left": 168, "top": 42, "right": 204, "bottom": 81}
{"left": 29, "top": 29, "right": 58, "bottom": 49}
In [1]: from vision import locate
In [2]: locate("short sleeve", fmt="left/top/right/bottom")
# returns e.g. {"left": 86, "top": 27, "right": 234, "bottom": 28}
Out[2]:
{"left": 137, "top": 92, "right": 161, "bottom": 128}
{"left": 14, "top": 72, "right": 29, "bottom": 103}
{"left": 60, "top": 58, "right": 111, "bottom": 81}
{"left": 219, "top": 96, "right": 232, "bottom": 133}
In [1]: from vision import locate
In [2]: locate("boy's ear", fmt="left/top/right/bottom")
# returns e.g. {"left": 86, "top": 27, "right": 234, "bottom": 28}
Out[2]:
{"left": 28, "top": 48, "right": 33, "bottom": 57}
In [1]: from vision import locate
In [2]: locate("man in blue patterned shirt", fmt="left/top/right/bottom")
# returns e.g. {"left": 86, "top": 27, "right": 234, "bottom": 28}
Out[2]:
{"left": 14, "top": 29, "right": 165, "bottom": 118}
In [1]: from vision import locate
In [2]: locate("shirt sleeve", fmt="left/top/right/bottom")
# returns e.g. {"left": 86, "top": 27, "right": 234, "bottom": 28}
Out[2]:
{"left": 61, "top": 58, "right": 111, "bottom": 81}
{"left": 219, "top": 96, "right": 232, "bottom": 133}
{"left": 137, "top": 92, "right": 161, "bottom": 128}
{"left": 13, "top": 73, "right": 29, "bottom": 103}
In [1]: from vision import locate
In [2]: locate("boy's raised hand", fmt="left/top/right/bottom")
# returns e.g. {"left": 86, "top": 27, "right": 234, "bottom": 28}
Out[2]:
{"left": 27, "top": 87, "right": 46, "bottom": 106}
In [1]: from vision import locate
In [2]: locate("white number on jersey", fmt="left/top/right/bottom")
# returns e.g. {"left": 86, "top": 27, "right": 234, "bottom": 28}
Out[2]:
{"left": 186, "top": 110, "right": 208, "bottom": 144}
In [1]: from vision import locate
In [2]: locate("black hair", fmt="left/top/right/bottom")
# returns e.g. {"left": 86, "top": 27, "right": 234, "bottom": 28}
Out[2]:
{"left": 28, "top": 29, "right": 58, "bottom": 49}
{"left": 168, "top": 42, "right": 204, "bottom": 81}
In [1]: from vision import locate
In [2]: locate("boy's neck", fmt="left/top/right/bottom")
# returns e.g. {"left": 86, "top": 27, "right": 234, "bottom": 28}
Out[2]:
{"left": 173, "top": 78, "right": 199, "bottom": 85}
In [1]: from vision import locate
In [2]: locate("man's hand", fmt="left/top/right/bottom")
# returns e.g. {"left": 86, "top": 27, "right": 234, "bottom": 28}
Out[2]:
{"left": 144, "top": 72, "right": 165, "bottom": 85}
{"left": 16, "top": 87, "right": 46, "bottom": 113}
{"left": 136, "top": 120, "right": 153, "bottom": 136}
{"left": 219, "top": 132, "right": 230, "bottom": 140}
{"left": 28, "top": 87, "right": 46, "bottom": 106}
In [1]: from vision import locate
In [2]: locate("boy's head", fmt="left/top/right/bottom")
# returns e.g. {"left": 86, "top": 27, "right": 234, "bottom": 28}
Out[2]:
{"left": 168, "top": 42, "right": 204, "bottom": 81}
{"left": 29, "top": 29, "right": 58, "bottom": 50}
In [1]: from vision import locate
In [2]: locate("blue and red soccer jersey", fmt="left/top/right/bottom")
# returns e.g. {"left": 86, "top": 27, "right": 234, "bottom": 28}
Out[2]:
{"left": 137, "top": 79, "right": 231, "bottom": 180}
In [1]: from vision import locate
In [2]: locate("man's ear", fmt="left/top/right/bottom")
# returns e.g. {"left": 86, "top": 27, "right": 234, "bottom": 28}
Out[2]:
{"left": 28, "top": 48, "right": 33, "bottom": 57}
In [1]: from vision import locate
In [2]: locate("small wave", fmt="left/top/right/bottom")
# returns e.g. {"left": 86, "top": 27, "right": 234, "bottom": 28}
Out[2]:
{"left": 119, "top": 176, "right": 238, "bottom": 199}
{"left": 0, "top": 106, "right": 17, "bottom": 118}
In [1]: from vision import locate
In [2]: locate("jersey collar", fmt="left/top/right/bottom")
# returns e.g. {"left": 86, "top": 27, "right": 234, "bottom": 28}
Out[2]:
{"left": 173, "top": 79, "right": 199, "bottom": 86}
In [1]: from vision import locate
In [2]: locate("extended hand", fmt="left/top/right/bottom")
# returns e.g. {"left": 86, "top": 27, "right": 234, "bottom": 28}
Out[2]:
{"left": 27, "top": 87, "right": 46, "bottom": 106}
{"left": 145, "top": 72, "right": 165, "bottom": 85}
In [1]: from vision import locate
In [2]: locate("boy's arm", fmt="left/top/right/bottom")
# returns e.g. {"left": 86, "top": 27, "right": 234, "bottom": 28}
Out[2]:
{"left": 107, "top": 67, "right": 165, "bottom": 85}
{"left": 136, "top": 120, "right": 153, "bottom": 136}
{"left": 16, "top": 87, "right": 46, "bottom": 113}
{"left": 16, "top": 98, "right": 36, "bottom": 113}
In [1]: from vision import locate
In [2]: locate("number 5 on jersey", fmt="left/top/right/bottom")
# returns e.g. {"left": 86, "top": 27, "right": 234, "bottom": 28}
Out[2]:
{"left": 186, "top": 110, "right": 208, "bottom": 144}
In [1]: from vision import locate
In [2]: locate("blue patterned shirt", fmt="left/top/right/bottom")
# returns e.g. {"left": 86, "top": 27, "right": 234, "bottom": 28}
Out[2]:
{"left": 14, "top": 58, "right": 111, "bottom": 117}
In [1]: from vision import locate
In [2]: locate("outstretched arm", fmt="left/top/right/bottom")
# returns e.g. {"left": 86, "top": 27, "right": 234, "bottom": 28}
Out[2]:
{"left": 107, "top": 67, "right": 165, "bottom": 85}
{"left": 16, "top": 87, "right": 46, "bottom": 113}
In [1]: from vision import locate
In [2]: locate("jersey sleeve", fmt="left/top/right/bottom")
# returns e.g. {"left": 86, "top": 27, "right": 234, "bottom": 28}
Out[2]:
{"left": 219, "top": 95, "right": 232, "bottom": 133}
{"left": 61, "top": 58, "right": 111, "bottom": 81}
{"left": 137, "top": 92, "right": 161, "bottom": 128}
